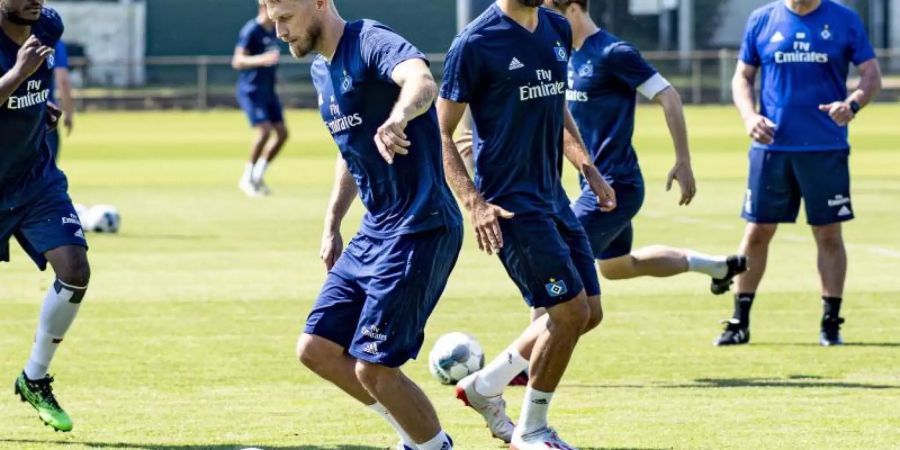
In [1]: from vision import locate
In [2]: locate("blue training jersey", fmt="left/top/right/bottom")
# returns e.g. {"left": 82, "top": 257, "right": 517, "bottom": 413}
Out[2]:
{"left": 568, "top": 30, "right": 661, "bottom": 191}
{"left": 236, "top": 19, "right": 279, "bottom": 97}
{"left": 0, "top": 8, "right": 66, "bottom": 210}
{"left": 740, "top": 0, "right": 876, "bottom": 151}
{"left": 310, "top": 20, "right": 461, "bottom": 239}
{"left": 48, "top": 39, "right": 68, "bottom": 101}
{"left": 441, "top": 5, "right": 572, "bottom": 215}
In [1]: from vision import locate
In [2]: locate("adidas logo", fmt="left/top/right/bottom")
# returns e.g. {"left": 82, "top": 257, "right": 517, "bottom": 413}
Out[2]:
{"left": 74, "top": 229, "right": 85, "bottom": 239}
{"left": 362, "top": 342, "right": 379, "bottom": 355}
{"left": 509, "top": 57, "right": 524, "bottom": 70}
{"left": 770, "top": 31, "right": 785, "bottom": 43}
{"left": 838, "top": 206, "right": 852, "bottom": 217}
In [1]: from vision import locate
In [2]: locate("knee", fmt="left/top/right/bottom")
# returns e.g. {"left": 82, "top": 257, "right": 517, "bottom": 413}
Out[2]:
{"left": 814, "top": 227, "right": 844, "bottom": 252}
{"left": 745, "top": 224, "right": 777, "bottom": 247}
{"left": 256, "top": 125, "right": 273, "bottom": 141}
{"left": 295, "top": 334, "right": 330, "bottom": 372}
{"left": 582, "top": 297, "right": 604, "bottom": 333}
{"left": 354, "top": 361, "right": 393, "bottom": 391}
{"left": 549, "top": 293, "right": 590, "bottom": 332}
{"left": 275, "top": 127, "right": 289, "bottom": 143}
{"left": 56, "top": 259, "right": 90, "bottom": 288}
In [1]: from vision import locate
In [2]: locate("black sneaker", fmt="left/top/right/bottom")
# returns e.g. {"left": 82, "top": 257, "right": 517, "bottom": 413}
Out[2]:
{"left": 713, "top": 319, "right": 750, "bottom": 346}
{"left": 710, "top": 255, "right": 749, "bottom": 295}
{"left": 820, "top": 315, "right": 845, "bottom": 346}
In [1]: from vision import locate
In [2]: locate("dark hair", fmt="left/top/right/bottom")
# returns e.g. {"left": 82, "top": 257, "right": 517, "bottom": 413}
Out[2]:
{"left": 550, "top": 0, "right": 588, "bottom": 11}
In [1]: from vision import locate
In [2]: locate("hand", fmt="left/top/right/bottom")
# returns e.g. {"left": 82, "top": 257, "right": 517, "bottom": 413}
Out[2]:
{"left": 320, "top": 230, "right": 343, "bottom": 271}
{"left": 260, "top": 51, "right": 280, "bottom": 67}
{"left": 470, "top": 198, "right": 514, "bottom": 255}
{"left": 64, "top": 113, "right": 74, "bottom": 136}
{"left": 744, "top": 114, "right": 776, "bottom": 144}
{"left": 818, "top": 101, "right": 855, "bottom": 127}
{"left": 46, "top": 102, "right": 62, "bottom": 130}
{"left": 14, "top": 35, "right": 53, "bottom": 79}
{"left": 584, "top": 165, "right": 616, "bottom": 212}
{"left": 666, "top": 160, "right": 696, "bottom": 206}
{"left": 374, "top": 113, "right": 410, "bottom": 164}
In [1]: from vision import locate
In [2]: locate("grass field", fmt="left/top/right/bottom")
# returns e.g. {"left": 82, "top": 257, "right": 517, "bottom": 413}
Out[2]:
{"left": 1, "top": 105, "right": 899, "bottom": 450}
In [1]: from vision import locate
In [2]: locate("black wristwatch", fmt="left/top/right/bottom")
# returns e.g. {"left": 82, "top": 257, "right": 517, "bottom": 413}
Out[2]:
{"left": 849, "top": 100, "right": 861, "bottom": 115}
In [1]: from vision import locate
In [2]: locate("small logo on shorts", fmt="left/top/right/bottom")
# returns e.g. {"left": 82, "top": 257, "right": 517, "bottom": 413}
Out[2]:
{"left": 362, "top": 342, "right": 380, "bottom": 355}
{"left": 744, "top": 189, "right": 753, "bottom": 214}
{"left": 827, "top": 195, "right": 851, "bottom": 207}
{"left": 62, "top": 213, "right": 80, "bottom": 226}
{"left": 74, "top": 229, "right": 85, "bottom": 239}
{"left": 545, "top": 278, "right": 568, "bottom": 298}
{"left": 361, "top": 325, "right": 387, "bottom": 342}
{"left": 838, "top": 206, "right": 852, "bottom": 217}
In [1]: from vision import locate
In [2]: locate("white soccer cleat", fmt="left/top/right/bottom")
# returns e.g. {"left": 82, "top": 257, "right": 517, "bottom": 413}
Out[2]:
{"left": 455, "top": 373, "right": 515, "bottom": 443}
{"left": 255, "top": 179, "right": 272, "bottom": 196}
{"left": 510, "top": 426, "right": 578, "bottom": 450}
{"left": 239, "top": 179, "right": 259, "bottom": 197}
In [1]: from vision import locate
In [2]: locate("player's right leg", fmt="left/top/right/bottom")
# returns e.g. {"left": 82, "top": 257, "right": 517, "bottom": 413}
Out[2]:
{"left": 8, "top": 182, "right": 90, "bottom": 432}
{"left": 250, "top": 99, "right": 289, "bottom": 195}
{"left": 237, "top": 91, "right": 273, "bottom": 196}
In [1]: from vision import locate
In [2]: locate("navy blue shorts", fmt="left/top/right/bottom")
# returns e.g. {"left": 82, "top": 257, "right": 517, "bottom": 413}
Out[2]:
{"left": 497, "top": 208, "right": 600, "bottom": 309}
{"left": 742, "top": 149, "right": 853, "bottom": 226}
{"left": 305, "top": 225, "right": 463, "bottom": 368}
{"left": 47, "top": 129, "right": 61, "bottom": 161}
{"left": 573, "top": 182, "right": 645, "bottom": 260}
{"left": 237, "top": 92, "right": 284, "bottom": 126}
{"left": 1, "top": 179, "right": 88, "bottom": 270}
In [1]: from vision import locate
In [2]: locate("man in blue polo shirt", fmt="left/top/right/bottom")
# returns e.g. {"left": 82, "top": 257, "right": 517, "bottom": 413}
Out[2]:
{"left": 233, "top": 0, "right": 288, "bottom": 196}
{"left": 2, "top": 0, "right": 90, "bottom": 432}
{"left": 718, "top": 0, "right": 882, "bottom": 347}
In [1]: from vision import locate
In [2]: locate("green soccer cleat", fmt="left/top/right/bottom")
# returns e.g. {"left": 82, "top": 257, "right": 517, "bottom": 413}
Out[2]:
{"left": 14, "top": 372, "right": 73, "bottom": 432}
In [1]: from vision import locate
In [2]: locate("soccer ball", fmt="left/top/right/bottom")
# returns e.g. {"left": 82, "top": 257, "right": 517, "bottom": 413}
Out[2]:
{"left": 85, "top": 205, "right": 121, "bottom": 233}
{"left": 428, "top": 332, "right": 484, "bottom": 385}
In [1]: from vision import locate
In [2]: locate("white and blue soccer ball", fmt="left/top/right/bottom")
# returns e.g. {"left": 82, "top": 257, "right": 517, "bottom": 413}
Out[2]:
{"left": 428, "top": 332, "right": 484, "bottom": 385}
{"left": 85, "top": 204, "right": 121, "bottom": 233}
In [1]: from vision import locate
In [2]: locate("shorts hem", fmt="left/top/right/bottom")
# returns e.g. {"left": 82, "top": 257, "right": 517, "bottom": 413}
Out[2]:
{"left": 347, "top": 348, "right": 408, "bottom": 368}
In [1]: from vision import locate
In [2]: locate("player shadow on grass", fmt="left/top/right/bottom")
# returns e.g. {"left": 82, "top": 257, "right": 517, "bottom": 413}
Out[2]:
{"left": 752, "top": 342, "right": 900, "bottom": 348}
{"left": 565, "top": 375, "right": 898, "bottom": 390}
{"left": 0, "top": 441, "right": 383, "bottom": 450}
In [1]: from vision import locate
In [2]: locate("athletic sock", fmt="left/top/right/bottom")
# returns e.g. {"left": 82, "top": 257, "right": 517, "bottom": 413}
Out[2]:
{"left": 251, "top": 159, "right": 269, "bottom": 184}
{"left": 367, "top": 402, "right": 417, "bottom": 449}
{"left": 474, "top": 345, "right": 529, "bottom": 397}
{"left": 732, "top": 292, "right": 755, "bottom": 327}
{"left": 24, "top": 280, "right": 86, "bottom": 380}
{"left": 517, "top": 387, "right": 553, "bottom": 437}
{"left": 822, "top": 296, "right": 843, "bottom": 318}
{"left": 686, "top": 252, "right": 728, "bottom": 278}
{"left": 241, "top": 162, "right": 254, "bottom": 183}
{"left": 418, "top": 430, "right": 452, "bottom": 450}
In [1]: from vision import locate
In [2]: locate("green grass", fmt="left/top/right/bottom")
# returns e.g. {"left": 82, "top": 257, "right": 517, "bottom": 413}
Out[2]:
{"left": 1, "top": 105, "right": 899, "bottom": 450}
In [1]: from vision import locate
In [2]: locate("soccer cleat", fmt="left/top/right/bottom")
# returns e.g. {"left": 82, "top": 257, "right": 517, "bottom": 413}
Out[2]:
{"left": 820, "top": 315, "right": 845, "bottom": 346}
{"left": 508, "top": 370, "right": 529, "bottom": 387}
{"left": 238, "top": 179, "right": 259, "bottom": 197}
{"left": 255, "top": 179, "right": 272, "bottom": 196}
{"left": 713, "top": 318, "right": 750, "bottom": 346}
{"left": 710, "top": 255, "right": 748, "bottom": 295}
{"left": 14, "top": 372, "right": 73, "bottom": 432}
{"left": 510, "top": 426, "right": 577, "bottom": 450}
{"left": 455, "top": 373, "right": 515, "bottom": 443}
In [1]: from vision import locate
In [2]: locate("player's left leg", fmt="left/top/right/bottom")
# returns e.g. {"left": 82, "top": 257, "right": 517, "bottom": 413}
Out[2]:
{"left": 812, "top": 223, "right": 846, "bottom": 346}
{"left": 251, "top": 99, "right": 288, "bottom": 195}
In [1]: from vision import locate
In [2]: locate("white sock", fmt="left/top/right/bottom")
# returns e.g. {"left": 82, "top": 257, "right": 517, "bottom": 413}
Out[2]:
{"left": 241, "top": 162, "right": 254, "bottom": 183}
{"left": 517, "top": 387, "right": 553, "bottom": 437}
{"left": 686, "top": 252, "right": 728, "bottom": 278}
{"left": 418, "top": 430, "right": 452, "bottom": 450}
{"left": 24, "top": 280, "right": 86, "bottom": 380}
{"left": 251, "top": 159, "right": 269, "bottom": 184}
{"left": 474, "top": 345, "right": 529, "bottom": 397}
{"left": 368, "top": 402, "right": 417, "bottom": 449}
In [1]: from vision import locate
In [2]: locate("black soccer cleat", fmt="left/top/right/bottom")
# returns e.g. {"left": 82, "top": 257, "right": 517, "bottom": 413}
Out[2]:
{"left": 820, "top": 315, "right": 845, "bottom": 347}
{"left": 710, "top": 255, "right": 749, "bottom": 295}
{"left": 713, "top": 319, "right": 750, "bottom": 346}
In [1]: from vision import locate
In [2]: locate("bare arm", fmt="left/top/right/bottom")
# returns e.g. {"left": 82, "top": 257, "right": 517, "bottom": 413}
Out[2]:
{"left": 818, "top": 58, "right": 883, "bottom": 126}
{"left": 732, "top": 61, "right": 775, "bottom": 144}
{"left": 563, "top": 107, "right": 617, "bottom": 212}
{"left": 54, "top": 68, "right": 74, "bottom": 135}
{"left": 654, "top": 87, "right": 696, "bottom": 205}
{"left": 231, "top": 47, "right": 279, "bottom": 70}
{"left": 320, "top": 155, "right": 358, "bottom": 270}
{"left": 373, "top": 58, "right": 438, "bottom": 164}
{"left": 438, "top": 97, "right": 513, "bottom": 254}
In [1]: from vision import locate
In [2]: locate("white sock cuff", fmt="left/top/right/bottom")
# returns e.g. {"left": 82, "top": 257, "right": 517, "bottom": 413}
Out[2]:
{"left": 418, "top": 431, "right": 451, "bottom": 450}
{"left": 367, "top": 402, "right": 388, "bottom": 415}
{"left": 525, "top": 386, "right": 554, "bottom": 401}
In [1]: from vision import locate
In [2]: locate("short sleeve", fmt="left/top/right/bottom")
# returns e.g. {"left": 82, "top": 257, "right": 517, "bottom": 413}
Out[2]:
{"left": 606, "top": 44, "right": 658, "bottom": 90}
{"left": 54, "top": 41, "right": 69, "bottom": 69}
{"left": 439, "top": 34, "right": 479, "bottom": 103}
{"left": 739, "top": 13, "right": 762, "bottom": 67}
{"left": 236, "top": 24, "right": 254, "bottom": 50}
{"left": 360, "top": 23, "right": 427, "bottom": 83}
{"left": 848, "top": 13, "right": 876, "bottom": 65}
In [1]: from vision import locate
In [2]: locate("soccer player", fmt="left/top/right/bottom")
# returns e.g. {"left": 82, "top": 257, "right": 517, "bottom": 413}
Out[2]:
{"left": 233, "top": 0, "right": 288, "bottom": 197}
{"left": 543, "top": 0, "right": 748, "bottom": 292}
{"left": 47, "top": 38, "right": 73, "bottom": 160}
{"left": 439, "top": 1, "right": 616, "bottom": 448}
{"left": 719, "top": 0, "right": 882, "bottom": 346}
{"left": 1, "top": 0, "right": 90, "bottom": 432}
{"left": 265, "top": 1, "right": 462, "bottom": 449}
